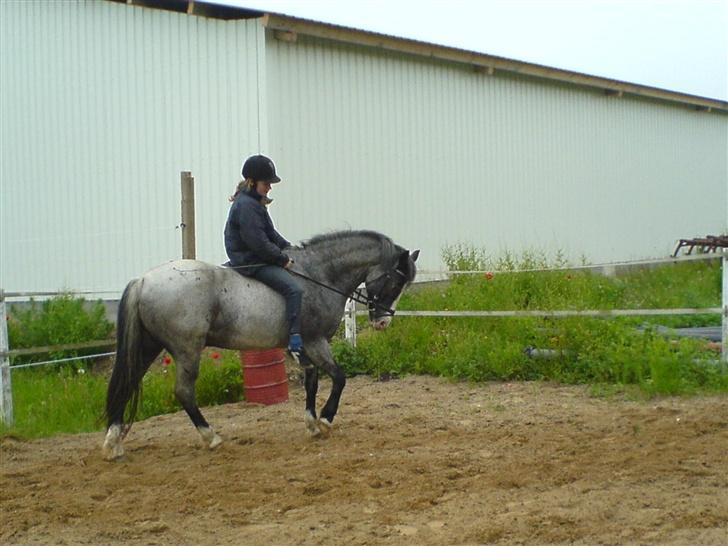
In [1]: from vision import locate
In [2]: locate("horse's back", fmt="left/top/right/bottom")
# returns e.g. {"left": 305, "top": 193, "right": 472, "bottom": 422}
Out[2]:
{"left": 138, "top": 260, "right": 287, "bottom": 350}
{"left": 141, "top": 259, "right": 219, "bottom": 303}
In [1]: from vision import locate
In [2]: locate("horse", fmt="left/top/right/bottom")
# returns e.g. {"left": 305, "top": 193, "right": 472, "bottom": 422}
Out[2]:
{"left": 102, "top": 230, "right": 418, "bottom": 460}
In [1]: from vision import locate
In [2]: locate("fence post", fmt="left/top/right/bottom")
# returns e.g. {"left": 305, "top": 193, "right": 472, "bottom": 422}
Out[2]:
{"left": 181, "top": 171, "right": 196, "bottom": 259}
{"left": 0, "top": 289, "right": 14, "bottom": 426}
{"left": 344, "top": 298, "right": 357, "bottom": 346}
{"left": 722, "top": 255, "right": 727, "bottom": 365}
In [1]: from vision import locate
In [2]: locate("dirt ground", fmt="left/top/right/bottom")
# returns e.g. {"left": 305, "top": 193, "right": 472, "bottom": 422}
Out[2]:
{"left": 2, "top": 375, "right": 727, "bottom": 545}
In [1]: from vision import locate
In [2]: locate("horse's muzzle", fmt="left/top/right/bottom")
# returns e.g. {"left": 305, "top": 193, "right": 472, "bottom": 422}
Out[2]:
{"left": 370, "top": 316, "right": 392, "bottom": 330}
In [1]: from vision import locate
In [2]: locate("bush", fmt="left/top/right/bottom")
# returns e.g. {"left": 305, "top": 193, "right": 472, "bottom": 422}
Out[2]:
{"left": 334, "top": 248, "right": 726, "bottom": 395}
{"left": 7, "top": 294, "right": 113, "bottom": 367}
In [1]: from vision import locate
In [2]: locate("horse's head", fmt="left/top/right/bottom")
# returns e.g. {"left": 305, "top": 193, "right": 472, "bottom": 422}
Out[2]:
{"left": 365, "top": 249, "right": 419, "bottom": 330}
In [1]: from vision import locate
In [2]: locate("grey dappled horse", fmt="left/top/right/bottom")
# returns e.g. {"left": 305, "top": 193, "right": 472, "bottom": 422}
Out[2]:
{"left": 102, "top": 230, "right": 418, "bottom": 460}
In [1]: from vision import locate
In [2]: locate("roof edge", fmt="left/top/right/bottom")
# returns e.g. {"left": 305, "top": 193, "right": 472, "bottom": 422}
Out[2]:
{"left": 263, "top": 13, "right": 728, "bottom": 115}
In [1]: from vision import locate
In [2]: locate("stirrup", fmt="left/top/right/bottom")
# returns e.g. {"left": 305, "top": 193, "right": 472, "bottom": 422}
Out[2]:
{"left": 288, "top": 334, "right": 303, "bottom": 363}
{"left": 289, "top": 348, "right": 302, "bottom": 364}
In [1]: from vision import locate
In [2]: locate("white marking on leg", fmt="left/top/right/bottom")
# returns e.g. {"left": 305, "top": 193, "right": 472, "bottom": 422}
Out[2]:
{"left": 305, "top": 410, "right": 320, "bottom": 437}
{"left": 197, "top": 426, "right": 223, "bottom": 449}
{"left": 102, "top": 424, "right": 125, "bottom": 461}
{"left": 317, "top": 417, "right": 333, "bottom": 437}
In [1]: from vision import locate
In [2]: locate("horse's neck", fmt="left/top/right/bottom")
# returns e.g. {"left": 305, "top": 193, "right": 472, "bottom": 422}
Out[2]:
{"left": 304, "top": 239, "right": 384, "bottom": 295}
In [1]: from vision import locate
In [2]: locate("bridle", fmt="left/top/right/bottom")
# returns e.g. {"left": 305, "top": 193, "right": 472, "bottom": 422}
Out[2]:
{"left": 289, "top": 267, "right": 407, "bottom": 317}
{"left": 360, "top": 268, "right": 409, "bottom": 317}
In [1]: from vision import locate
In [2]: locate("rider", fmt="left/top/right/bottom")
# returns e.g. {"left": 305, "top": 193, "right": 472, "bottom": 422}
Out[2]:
{"left": 224, "top": 154, "right": 304, "bottom": 358}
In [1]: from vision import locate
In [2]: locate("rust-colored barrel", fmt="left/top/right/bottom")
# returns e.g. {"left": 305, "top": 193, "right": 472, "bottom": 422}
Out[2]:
{"left": 240, "top": 348, "right": 289, "bottom": 405}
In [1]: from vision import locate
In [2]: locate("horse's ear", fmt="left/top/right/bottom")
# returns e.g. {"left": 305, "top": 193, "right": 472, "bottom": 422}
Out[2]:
{"left": 410, "top": 249, "right": 420, "bottom": 262}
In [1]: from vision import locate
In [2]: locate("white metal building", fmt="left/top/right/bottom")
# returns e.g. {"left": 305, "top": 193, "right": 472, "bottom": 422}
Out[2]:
{"left": 1, "top": 0, "right": 726, "bottom": 295}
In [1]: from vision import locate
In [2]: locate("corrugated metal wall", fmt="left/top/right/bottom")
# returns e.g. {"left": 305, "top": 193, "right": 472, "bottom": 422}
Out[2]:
{"left": 2, "top": 2, "right": 726, "bottom": 294}
{"left": 266, "top": 34, "right": 727, "bottom": 269}
{"left": 0, "top": 0, "right": 265, "bottom": 294}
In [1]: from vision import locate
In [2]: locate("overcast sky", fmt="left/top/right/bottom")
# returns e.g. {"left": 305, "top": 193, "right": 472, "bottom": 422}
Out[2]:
{"left": 222, "top": 0, "right": 727, "bottom": 101}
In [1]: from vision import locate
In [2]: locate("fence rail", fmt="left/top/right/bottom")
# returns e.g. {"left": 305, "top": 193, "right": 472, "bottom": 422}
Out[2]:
{"left": 10, "top": 352, "right": 116, "bottom": 370}
{"left": 394, "top": 308, "right": 723, "bottom": 318}
{"left": 0, "top": 339, "right": 116, "bottom": 359}
{"left": 3, "top": 290, "right": 121, "bottom": 298}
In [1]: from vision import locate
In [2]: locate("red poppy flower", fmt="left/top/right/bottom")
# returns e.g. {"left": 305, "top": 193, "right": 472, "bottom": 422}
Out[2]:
{"left": 163, "top": 356, "right": 172, "bottom": 366}
{"left": 211, "top": 352, "right": 221, "bottom": 360}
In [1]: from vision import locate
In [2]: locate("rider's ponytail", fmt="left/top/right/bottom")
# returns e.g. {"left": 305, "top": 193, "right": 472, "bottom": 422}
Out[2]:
{"left": 229, "top": 178, "right": 255, "bottom": 202}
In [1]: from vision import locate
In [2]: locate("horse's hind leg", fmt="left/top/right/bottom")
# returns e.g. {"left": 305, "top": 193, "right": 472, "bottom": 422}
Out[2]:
{"left": 174, "top": 350, "right": 222, "bottom": 450}
{"left": 103, "top": 331, "right": 161, "bottom": 460}
{"left": 304, "top": 339, "right": 346, "bottom": 436}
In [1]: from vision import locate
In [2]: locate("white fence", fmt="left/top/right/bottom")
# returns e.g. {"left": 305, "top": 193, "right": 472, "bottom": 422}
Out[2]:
{"left": 1, "top": 253, "right": 726, "bottom": 426}
{"left": 343, "top": 253, "right": 728, "bottom": 361}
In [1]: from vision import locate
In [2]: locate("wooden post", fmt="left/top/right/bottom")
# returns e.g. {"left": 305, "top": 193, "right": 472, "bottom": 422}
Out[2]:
{"left": 0, "top": 289, "right": 14, "bottom": 426}
{"left": 181, "top": 171, "right": 196, "bottom": 259}
{"left": 722, "top": 255, "right": 727, "bottom": 365}
{"left": 344, "top": 298, "right": 357, "bottom": 346}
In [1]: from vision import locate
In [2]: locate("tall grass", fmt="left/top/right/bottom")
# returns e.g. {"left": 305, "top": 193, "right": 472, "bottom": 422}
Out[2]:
{"left": 333, "top": 248, "right": 726, "bottom": 395}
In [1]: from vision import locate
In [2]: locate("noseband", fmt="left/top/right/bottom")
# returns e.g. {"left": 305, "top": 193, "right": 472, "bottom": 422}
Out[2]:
{"left": 362, "top": 268, "right": 409, "bottom": 317}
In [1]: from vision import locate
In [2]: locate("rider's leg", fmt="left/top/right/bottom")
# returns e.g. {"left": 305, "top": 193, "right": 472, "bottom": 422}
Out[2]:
{"left": 251, "top": 265, "right": 304, "bottom": 351}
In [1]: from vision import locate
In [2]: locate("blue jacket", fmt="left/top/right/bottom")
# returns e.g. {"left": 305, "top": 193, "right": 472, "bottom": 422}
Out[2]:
{"left": 224, "top": 189, "right": 290, "bottom": 274}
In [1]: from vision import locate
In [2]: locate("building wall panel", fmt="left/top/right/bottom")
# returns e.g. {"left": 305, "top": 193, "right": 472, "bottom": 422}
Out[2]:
{"left": 0, "top": 0, "right": 264, "bottom": 294}
{"left": 2, "top": 2, "right": 726, "bottom": 296}
{"left": 266, "top": 35, "right": 727, "bottom": 270}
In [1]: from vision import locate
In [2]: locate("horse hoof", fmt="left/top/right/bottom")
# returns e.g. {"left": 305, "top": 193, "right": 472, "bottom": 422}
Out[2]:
{"left": 208, "top": 434, "right": 223, "bottom": 450}
{"left": 102, "top": 442, "right": 124, "bottom": 461}
{"left": 197, "top": 426, "right": 222, "bottom": 450}
{"left": 305, "top": 412, "right": 321, "bottom": 437}
{"left": 102, "top": 425, "right": 125, "bottom": 461}
{"left": 317, "top": 418, "right": 333, "bottom": 437}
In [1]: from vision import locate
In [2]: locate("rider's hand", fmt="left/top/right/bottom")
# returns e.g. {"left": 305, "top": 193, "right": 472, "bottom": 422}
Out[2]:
{"left": 284, "top": 259, "right": 293, "bottom": 269}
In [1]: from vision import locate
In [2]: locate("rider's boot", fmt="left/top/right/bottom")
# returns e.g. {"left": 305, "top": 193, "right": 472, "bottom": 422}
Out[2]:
{"left": 288, "top": 333, "right": 304, "bottom": 364}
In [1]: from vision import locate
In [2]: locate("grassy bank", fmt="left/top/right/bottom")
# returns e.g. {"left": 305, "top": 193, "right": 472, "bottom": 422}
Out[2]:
{"left": 333, "top": 258, "right": 726, "bottom": 395}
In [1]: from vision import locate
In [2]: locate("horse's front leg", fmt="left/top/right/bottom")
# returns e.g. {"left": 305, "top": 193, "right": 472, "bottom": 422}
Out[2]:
{"left": 303, "top": 339, "right": 346, "bottom": 436}
{"left": 303, "top": 366, "right": 320, "bottom": 436}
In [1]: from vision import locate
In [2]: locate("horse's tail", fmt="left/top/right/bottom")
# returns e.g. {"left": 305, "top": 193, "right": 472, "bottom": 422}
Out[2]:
{"left": 105, "top": 278, "right": 145, "bottom": 429}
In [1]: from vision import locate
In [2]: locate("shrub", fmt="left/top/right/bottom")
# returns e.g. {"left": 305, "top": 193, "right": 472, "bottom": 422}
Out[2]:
{"left": 7, "top": 294, "right": 114, "bottom": 367}
{"left": 334, "top": 248, "right": 725, "bottom": 395}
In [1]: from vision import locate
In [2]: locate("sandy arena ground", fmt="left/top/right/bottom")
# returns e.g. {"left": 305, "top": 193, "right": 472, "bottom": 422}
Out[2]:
{"left": 2, "top": 375, "right": 727, "bottom": 545}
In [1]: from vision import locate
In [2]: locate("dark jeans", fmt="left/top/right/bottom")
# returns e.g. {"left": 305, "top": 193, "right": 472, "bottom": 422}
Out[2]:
{"left": 251, "top": 265, "right": 303, "bottom": 336}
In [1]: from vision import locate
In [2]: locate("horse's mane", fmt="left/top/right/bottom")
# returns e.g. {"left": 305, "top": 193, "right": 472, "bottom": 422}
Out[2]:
{"left": 301, "top": 230, "right": 400, "bottom": 263}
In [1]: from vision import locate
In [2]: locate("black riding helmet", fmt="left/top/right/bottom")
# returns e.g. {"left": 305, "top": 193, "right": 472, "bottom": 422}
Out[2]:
{"left": 242, "top": 154, "right": 281, "bottom": 183}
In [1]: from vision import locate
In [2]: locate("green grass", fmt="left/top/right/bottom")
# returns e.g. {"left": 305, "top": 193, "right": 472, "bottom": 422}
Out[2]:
{"left": 0, "top": 350, "right": 244, "bottom": 439}
{"left": 333, "top": 256, "right": 726, "bottom": 395}
{"left": 1, "top": 367, "right": 108, "bottom": 438}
